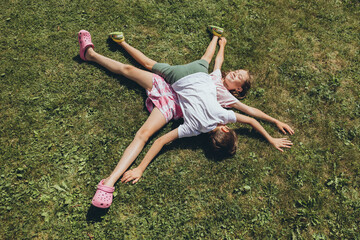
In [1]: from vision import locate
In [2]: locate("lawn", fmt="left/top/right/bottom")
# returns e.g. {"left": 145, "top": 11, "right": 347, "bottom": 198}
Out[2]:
{"left": 1, "top": 0, "right": 359, "bottom": 239}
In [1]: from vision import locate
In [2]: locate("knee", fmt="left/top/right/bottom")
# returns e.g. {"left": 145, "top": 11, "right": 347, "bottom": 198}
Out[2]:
{"left": 134, "top": 128, "right": 152, "bottom": 143}
{"left": 143, "top": 60, "right": 156, "bottom": 71}
{"left": 120, "top": 64, "right": 135, "bottom": 75}
{"left": 200, "top": 56, "right": 211, "bottom": 65}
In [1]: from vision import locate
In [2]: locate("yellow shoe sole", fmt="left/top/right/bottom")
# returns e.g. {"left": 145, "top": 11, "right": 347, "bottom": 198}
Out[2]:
{"left": 109, "top": 32, "right": 125, "bottom": 43}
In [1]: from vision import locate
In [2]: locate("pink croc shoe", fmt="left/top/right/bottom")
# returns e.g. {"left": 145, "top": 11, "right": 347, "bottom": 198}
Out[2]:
{"left": 91, "top": 179, "right": 115, "bottom": 208}
{"left": 78, "top": 30, "right": 94, "bottom": 61}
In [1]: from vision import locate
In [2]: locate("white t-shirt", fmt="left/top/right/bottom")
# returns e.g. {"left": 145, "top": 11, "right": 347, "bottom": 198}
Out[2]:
{"left": 172, "top": 72, "right": 237, "bottom": 138}
{"left": 210, "top": 69, "right": 239, "bottom": 108}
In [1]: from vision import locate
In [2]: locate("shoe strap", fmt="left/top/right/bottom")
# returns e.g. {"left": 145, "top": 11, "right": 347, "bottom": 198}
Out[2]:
{"left": 97, "top": 180, "right": 115, "bottom": 193}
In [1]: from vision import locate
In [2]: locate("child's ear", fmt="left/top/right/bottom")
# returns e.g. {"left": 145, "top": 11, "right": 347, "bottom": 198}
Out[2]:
{"left": 220, "top": 126, "right": 230, "bottom": 133}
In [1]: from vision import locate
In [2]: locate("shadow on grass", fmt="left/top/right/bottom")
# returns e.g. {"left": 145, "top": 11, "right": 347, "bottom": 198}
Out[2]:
{"left": 106, "top": 37, "right": 151, "bottom": 70}
{"left": 86, "top": 205, "right": 109, "bottom": 222}
{"left": 234, "top": 127, "right": 266, "bottom": 142}
{"left": 74, "top": 40, "right": 153, "bottom": 97}
{"left": 107, "top": 37, "right": 120, "bottom": 53}
{"left": 160, "top": 126, "right": 268, "bottom": 162}
{"left": 205, "top": 127, "right": 267, "bottom": 161}
{"left": 72, "top": 55, "right": 83, "bottom": 64}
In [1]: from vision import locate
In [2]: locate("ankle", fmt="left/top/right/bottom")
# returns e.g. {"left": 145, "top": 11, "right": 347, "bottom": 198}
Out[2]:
{"left": 103, "top": 178, "right": 114, "bottom": 187}
{"left": 117, "top": 40, "right": 126, "bottom": 47}
{"left": 85, "top": 47, "right": 95, "bottom": 61}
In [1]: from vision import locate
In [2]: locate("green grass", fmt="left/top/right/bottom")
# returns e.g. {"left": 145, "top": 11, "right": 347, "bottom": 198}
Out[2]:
{"left": 1, "top": 0, "right": 359, "bottom": 239}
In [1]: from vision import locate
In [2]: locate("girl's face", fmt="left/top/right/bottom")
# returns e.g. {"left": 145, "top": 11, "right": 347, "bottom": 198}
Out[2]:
{"left": 223, "top": 70, "right": 249, "bottom": 92}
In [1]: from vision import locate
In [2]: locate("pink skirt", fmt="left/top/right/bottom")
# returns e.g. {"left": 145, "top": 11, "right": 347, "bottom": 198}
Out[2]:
{"left": 145, "top": 74, "right": 183, "bottom": 123}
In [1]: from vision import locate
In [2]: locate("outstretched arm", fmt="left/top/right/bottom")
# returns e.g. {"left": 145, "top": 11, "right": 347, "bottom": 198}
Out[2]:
{"left": 231, "top": 101, "right": 295, "bottom": 135}
{"left": 121, "top": 128, "right": 179, "bottom": 184}
{"left": 235, "top": 113, "right": 293, "bottom": 152}
{"left": 213, "top": 37, "right": 227, "bottom": 70}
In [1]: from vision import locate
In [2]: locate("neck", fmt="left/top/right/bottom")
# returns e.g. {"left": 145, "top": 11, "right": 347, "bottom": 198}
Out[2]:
{"left": 222, "top": 79, "right": 229, "bottom": 90}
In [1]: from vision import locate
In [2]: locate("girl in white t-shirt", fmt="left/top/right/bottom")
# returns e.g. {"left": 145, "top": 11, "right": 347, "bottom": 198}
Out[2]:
{"left": 110, "top": 30, "right": 293, "bottom": 185}
{"left": 79, "top": 27, "right": 293, "bottom": 209}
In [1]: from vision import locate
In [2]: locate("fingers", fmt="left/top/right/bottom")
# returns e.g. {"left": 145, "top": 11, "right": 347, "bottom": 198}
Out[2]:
{"left": 280, "top": 127, "right": 287, "bottom": 135}
{"left": 219, "top": 37, "right": 227, "bottom": 44}
{"left": 276, "top": 147, "right": 284, "bottom": 152}
{"left": 121, "top": 171, "right": 133, "bottom": 183}
{"left": 281, "top": 138, "right": 293, "bottom": 146}
{"left": 280, "top": 124, "right": 295, "bottom": 135}
{"left": 275, "top": 138, "right": 293, "bottom": 152}
{"left": 280, "top": 137, "right": 293, "bottom": 142}
{"left": 122, "top": 175, "right": 136, "bottom": 183}
{"left": 132, "top": 178, "right": 139, "bottom": 184}
{"left": 121, "top": 170, "right": 140, "bottom": 184}
{"left": 286, "top": 126, "right": 295, "bottom": 135}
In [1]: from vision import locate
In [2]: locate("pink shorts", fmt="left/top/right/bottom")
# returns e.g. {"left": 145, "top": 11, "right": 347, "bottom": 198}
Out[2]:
{"left": 145, "top": 74, "right": 183, "bottom": 123}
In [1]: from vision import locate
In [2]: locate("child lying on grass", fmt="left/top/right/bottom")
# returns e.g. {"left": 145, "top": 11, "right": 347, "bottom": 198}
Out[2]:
{"left": 77, "top": 26, "right": 293, "bottom": 208}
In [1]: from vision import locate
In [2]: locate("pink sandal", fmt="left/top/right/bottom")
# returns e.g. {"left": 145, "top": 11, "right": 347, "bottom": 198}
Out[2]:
{"left": 91, "top": 179, "right": 115, "bottom": 208}
{"left": 78, "top": 30, "right": 94, "bottom": 61}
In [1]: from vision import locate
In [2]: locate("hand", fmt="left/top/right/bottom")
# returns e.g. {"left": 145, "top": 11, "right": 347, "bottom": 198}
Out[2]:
{"left": 276, "top": 121, "right": 295, "bottom": 135}
{"left": 121, "top": 167, "right": 143, "bottom": 184}
{"left": 218, "top": 37, "right": 227, "bottom": 47}
{"left": 270, "top": 137, "right": 293, "bottom": 152}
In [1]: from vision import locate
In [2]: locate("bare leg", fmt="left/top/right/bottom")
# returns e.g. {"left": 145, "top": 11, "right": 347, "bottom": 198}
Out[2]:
{"left": 201, "top": 35, "right": 219, "bottom": 64}
{"left": 118, "top": 41, "right": 157, "bottom": 71}
{"left": 103, "top": 107, "right": 167, "bottom": 187}
{"left": 85, "top": 47, "right": 154, "bottom": 91}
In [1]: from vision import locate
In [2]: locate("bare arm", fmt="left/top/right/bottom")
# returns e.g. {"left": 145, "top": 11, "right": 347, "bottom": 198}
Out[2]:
{"left": 231, "top": 101, "right": 295, "bottom": 135}
{"left": 214, "top": 38, "right": 293, "bottom": 135}
{"left": 213, "top": 37, "right": 227, "bottom": 70}
{"left": 121, "top": 128, "right": 179, "bottom": 184}
{"left": 235, "top": 113, "right": 293, "bottom": 152}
